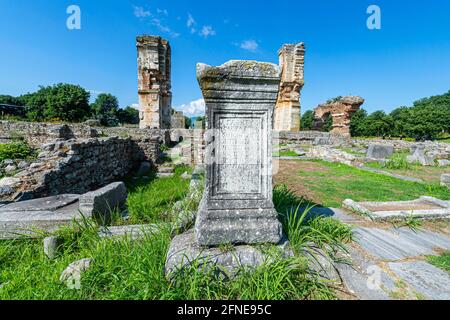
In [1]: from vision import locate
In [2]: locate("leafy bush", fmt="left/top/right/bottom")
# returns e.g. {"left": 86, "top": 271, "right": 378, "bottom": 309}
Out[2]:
{"left": 0, "top": 142, "right": 35, "bottom": 161}
{"left": 384, "top": 153, "right": 411, "bottom": 170}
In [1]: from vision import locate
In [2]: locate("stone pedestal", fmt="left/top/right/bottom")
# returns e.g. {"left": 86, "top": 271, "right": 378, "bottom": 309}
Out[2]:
{"left": 194, "top": 60, "right": 283, "bottom": 246}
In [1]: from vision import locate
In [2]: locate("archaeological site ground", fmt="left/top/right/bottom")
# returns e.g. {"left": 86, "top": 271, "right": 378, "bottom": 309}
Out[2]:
{"left": 0, "top": 1, "right": 449, "bottom": 308}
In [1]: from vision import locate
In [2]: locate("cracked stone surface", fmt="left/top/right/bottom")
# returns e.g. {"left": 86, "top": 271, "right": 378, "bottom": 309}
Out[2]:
{"left": 388, "top": 261, "right": 450, "bottom": 300}
{"left": 331, "top": 207, "right": 450, "bottom": 300}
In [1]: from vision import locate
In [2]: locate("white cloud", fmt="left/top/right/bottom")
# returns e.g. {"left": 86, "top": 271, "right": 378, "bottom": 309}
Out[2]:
{"left": 151, "top": 18, "right": 180, "bottom": 38}
{"left": 133, "top": 6, "right": 151, "bottom": 18}
{"left": 240, "top": 39, "right": 259, "bottom": 52}
{"left": 133, "top": 5, "right": 179, "bottom": 38}
{"left": 187, "top": 13, "right": 196, "bottom": 33}
{"left": 88, "top": 89, "right": 105, "bottom": 95}
{"left": 131, "top": 103, "right": 141, "bottom": 111}
{"left": 199, "top": 25, "right": 216, "bottom": 38}
{"left": 176, "top": 99, "right": 205, "bottom": 117}
{"left": 187, "top": 13, "right": 195, "bottom": 28}
{"left": 157, "top": 8, "right": 168, "bottom": 16}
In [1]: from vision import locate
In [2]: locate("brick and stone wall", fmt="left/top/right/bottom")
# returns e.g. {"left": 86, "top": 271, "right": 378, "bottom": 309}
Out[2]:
{"left": 0, "top": 137, "right": 145, "bottom": 202}
{"left": 0, "top": 121, "right": 163, "bottom": 163}
{"left": 0, "top": 121, "right": 98, "bottom": 145}
{"left": 277, "top": 130, "right": 350, "bottom": 146}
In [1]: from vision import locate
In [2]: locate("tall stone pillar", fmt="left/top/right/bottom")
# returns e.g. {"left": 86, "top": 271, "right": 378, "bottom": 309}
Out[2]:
{"left": 195, "top": 60, "right": 283, "bottom": 246}
{"left": 274, "top": 43, "right": 305, "bottom": 132}
{"left": 136, "top": 35, "right": 172, "bottom": 129}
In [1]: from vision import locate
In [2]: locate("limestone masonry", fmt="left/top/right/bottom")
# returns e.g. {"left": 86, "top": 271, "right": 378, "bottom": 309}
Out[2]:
{"left": 274, "top": 43, "right": 305, "bottom": 132}
{"left": 313, "top": 96, "right": 364, "bottom": 137}
{"left": 195, "top": 60, "right": 283, "bottom": 246}
{"left": 137, "top": 35, "right": 172, "bottom": 129}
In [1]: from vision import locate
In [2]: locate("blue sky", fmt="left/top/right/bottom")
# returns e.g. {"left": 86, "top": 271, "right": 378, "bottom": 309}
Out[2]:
{"left": 1, "top": 0, "right": 449, "bottom": 116}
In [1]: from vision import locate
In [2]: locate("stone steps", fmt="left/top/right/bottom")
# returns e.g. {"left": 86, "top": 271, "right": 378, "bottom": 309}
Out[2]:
{"left": 156, "top": 165, "right": 174, "bottom": 178}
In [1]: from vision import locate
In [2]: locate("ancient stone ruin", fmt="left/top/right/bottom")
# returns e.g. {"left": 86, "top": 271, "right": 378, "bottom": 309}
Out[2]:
{"left": 313, "top": 96, "right": 364, "bottom": 137}
{"left": 170, "top": 110, "right": 185, "bottom": 129}
{"left": 137, "top": 35, "right": 172, "bottom": 129}
{"left": 166, "top": 60, "right": 285, "bottom": 275}
{"left": 195, "top": 60, "right": 283, "bottom": 245}
{"left": 274, "top": 43, "right": 305, "bottom": 132}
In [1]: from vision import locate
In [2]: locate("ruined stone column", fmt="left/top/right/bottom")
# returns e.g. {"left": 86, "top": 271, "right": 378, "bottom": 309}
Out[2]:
{"left": 136, "top": 35, "right": 172, "bottom": 129}
{"left": 195, "top": 60, "right": 283, "bottom": 246}
{"left": 274, "top": 43, "right": 305, "bottom": 132}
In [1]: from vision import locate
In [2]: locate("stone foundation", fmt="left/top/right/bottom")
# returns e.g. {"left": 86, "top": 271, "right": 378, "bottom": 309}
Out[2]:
{"left": 0, "top": 137, "right": 146, "bottom": 202}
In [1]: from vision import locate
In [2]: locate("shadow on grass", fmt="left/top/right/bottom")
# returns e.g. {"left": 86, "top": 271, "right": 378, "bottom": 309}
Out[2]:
{"left": 273, "top": 184, "right": 336, "bottom": 220}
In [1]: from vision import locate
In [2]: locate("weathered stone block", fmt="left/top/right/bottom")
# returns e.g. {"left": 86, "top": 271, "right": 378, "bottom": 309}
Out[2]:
{"left": 165, "top": 230, "right": 291, "bottom": 277}
{"left": 441, "top": 174, "right": 450, "bottom": 189}
{"left": 366, "top": 143, "right": 394, "bottom": 159}
{"left": 78, "top": 182, "right": 127, "bottom": 221}
{"left": 43, "top": 236, "right": 61, "bottom": 259}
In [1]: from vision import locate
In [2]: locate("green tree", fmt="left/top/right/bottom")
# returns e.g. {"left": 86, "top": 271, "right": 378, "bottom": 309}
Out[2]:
{"left": 184, "top": 116, "right": 192, "bottom": 129}
{"left": 364, "top": 111, "right": 393, "bottom": 137}
{"left": 322, "top": 113, "right": 333, "bottom": 132}
{"left": 350, "top": 108, "right": 368, "bottom": 137}
{"left": 91, "top": 93, "right": 119, "bottom": 126}
{"left": 301, "top": 110, "right": 314, "bottom": 130}
{"left": 405, "top": 91, "right": 450, "bottom": 140}
{"left": 0, "top": 95, "right": 22, "bottom": 106}
{"left": 43, "top": 84, "right": 91, "bottom": 122}
{"left": 389, "top": 106, "right": 410, "bottom": 138}
{"left": 117, "top": 106, "right": 139, "bottom": 125}
{"left": 21, "top": 84, "right": 90, "bottom": 122}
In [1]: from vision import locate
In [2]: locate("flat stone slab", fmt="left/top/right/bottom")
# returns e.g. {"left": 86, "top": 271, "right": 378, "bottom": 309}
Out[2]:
{"left": 0, "top": 194, "right": 80, "bottom": 212}
{"left": 165, "top": 229, "right": 291, "bottom": 277}
{"left": 388, "top": 261, "right": 450, "bottom": 300}
{"left": 327, "top": 207, "right": 360, "bottom": 222}
{"left": 79, "top": 182, "right": 127, "bottom": 218}
{"left": 343, "top": 197, "right": 450, "bottom": 221}
{"left": 336, "top": 246, "right": 394, "bottom": 300}
{"left": 0, "top": 182, "right": 128, "bottom": 239}
{"left": 354, "top": 227, "right": 450, "bottom": 261}
{"left": 98, "top": 224, "right": 161, "bottom": 240}
{"left": 0, "top": 202, "right": 81, "bottom": 239}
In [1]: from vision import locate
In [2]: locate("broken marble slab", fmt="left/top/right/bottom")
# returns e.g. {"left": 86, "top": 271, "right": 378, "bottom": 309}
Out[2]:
{"left": 0, "top": 182, "right": 128, "bottom": 239}
{"left": 336, "top": 245, "right": 395, "bottom": 300}
{"left": 388, "top": 261, "right": 450, "bottom": 300}
{"left": 78, "top": 182, "right": 127, "bottom": 220}
{"left": 0, "top": 201, "right": 81, "bottom": 239}
{"left": 354, "top": 227, "right": 450, "bottom": 261}
{"left": 0, "top": 194, "right": 80, "bottom": 212}
{"left": 343, "top": 197, "right": 450, "bottom": 221}
{"left": 98, "top": 224, "right": 162, "bottom": 240}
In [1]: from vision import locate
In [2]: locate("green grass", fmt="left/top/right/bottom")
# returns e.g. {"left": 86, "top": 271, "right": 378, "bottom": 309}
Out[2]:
{"left": 0, "top": 141, "right": 36, "bottom": 162}
{"left": 427, "top": 252, "right": 450, "bottom": 273}
{"left": 0, "top": 171, "right": 351, "bottom": 300}
{"left": 278, "top": 160, "right": 450, "bottom": 208}
{"left": 277, "top": 150, "right": 301, "bottom": 157}
{"left": 126, "top": 165, "right": 192, "bottom": 223}
{"left": 336, "top": 147, "right": 366, "bottom": 157}
{"left": 364, "top": 154, "right": 448, "bottom": 184}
